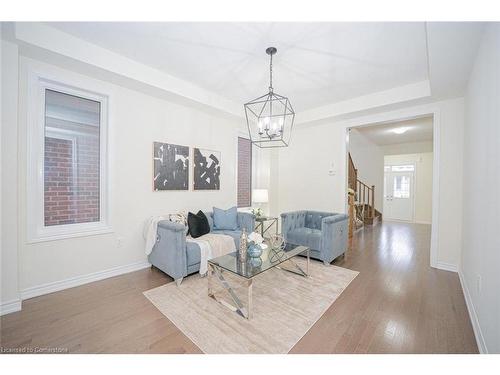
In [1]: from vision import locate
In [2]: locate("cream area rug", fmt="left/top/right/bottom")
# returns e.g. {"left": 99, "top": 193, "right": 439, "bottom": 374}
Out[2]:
{"left": 144, "top": 258, "right": 358, "bottom": 354}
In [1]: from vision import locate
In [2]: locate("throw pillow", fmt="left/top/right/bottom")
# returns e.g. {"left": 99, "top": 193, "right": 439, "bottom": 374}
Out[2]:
{"left": 212, "top": 206, "right": 238, "bottom": 230}
{"left": 169, "top": 211, "right": 188, "bottom": 235}
{"left": 187, "top": 210, "right": 210, "bottom": 238}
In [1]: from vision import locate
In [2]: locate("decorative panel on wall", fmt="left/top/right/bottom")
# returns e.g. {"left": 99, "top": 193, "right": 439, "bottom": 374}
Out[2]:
{"left": 193, "top": 148, "right": 221, "bottom": 190}
{"left": 153, "top": 142, "right": 189, "bottom": 191}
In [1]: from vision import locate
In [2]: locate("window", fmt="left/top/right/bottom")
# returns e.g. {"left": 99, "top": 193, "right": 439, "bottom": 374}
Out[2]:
{"left": 391, "top": 165, "right": 415, "bottom": 172}
{"left": 27, "top": 76, "right": 109, "bottom": 242}
{"left": 44, "top": 90, "right": 101, "bottom": 226}
{"left": 237, "top": 137, "right": 252, "bottom": 207}
{"left": 393, "top": 175, "right": 411, "bottom": 198}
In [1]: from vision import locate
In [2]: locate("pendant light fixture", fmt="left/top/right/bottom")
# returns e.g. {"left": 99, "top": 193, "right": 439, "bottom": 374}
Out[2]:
{"left": 244, "top": 47, "right": 295, "bottom": 148}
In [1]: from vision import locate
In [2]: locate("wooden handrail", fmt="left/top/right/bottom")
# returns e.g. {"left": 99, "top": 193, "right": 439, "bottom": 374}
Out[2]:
{"left": 356, "top": 179, "right": 375, "bottom": 219}
{"left": 348, "top": 153, "right": 357, "bottom": 191}
{"left": 372, "top": 185, "right": 375, "bottom": 219}
{"left": 348, "top": 153, "right": 376, "bottom": 221}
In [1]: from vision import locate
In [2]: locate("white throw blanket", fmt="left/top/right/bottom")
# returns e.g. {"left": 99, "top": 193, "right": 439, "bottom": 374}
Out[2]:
{"left": 187, "top": 233, "right": 236, "bottom": 275}
{"left": 143, "top": 215, "right": 236, "bottom": 275}
{"left": 143, "top": 215, "right": 170, "bottom": 256}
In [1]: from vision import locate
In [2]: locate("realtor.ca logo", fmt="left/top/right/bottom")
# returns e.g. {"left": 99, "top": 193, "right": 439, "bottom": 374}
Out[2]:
{"left": 0, "top": 346, "right": 69, "bottom": 354}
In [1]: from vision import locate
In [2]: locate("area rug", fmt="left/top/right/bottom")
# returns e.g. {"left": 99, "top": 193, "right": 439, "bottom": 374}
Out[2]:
{"left": 143, "top": 258, "right": 358, "bottom": 354}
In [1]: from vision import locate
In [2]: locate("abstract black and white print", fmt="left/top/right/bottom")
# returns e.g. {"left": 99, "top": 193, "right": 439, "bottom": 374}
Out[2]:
{"left": 193, "top": 148, "right": 221, "bottom": 190}
{"left": 153, "top": 142, "right": 189, "bottom": 191}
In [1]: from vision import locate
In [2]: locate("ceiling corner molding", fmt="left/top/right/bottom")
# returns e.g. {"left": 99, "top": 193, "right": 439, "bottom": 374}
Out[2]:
{"left": 426, "top": 22, "right": 485, "bottom": 100}
{"left": 14, "top": 22, "right": 243, "bottom": 118}
{"left": 296, "top": 80, "right": 431, "bottom": 125}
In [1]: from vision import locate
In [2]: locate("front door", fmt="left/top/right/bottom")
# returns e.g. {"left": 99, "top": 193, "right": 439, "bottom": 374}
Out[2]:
{"left": 383, "top": 165, "right": 415, "bottom": 221}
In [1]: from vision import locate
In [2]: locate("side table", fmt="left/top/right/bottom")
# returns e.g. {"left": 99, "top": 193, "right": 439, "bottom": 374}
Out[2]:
{"left": 254, "top": 216, "right": 278, "bottom": 238}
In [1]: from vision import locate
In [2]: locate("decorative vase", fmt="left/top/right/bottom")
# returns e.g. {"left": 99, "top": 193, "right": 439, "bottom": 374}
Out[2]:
{"left": 239, "top": 228, "right": 248, "bottom": 262}
{"left": 247, "top": 243, "right": 263, "bottom": 258}
{"left": 250, "top": 257, "right": 262, "bottom": 268}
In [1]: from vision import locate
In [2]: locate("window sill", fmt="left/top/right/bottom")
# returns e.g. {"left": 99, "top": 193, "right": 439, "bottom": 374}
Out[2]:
{"left": 27, "top": 225, "right": 113, "bottom": 244}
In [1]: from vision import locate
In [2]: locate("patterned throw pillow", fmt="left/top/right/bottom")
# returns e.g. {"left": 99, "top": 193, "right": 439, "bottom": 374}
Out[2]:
{"left": 169, "top": 211, "right": 188, "bottom": 234}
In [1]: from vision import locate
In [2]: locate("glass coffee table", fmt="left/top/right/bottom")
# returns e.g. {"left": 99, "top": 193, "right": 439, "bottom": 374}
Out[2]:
{"left": 207, "top": 244, "right": 310, "bottom": 320}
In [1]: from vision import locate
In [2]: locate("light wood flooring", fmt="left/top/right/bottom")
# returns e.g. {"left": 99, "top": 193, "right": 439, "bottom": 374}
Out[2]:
{"left": 0, "top": 222, "right": 478, "bottom": 353}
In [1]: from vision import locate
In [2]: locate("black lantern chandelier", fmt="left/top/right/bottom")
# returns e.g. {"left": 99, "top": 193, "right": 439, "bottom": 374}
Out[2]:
{"left": 244, "top": 47, "right": 295, "bottom": 148}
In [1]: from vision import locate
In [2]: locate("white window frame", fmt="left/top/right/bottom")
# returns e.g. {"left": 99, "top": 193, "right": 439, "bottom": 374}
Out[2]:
{"left": 27, "top": 74, "right": 111, "bottom": 243}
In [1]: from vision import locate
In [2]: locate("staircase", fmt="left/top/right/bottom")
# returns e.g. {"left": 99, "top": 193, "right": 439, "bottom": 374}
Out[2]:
{"left": 348, "top": 153, "right": 382, "bottom": 234}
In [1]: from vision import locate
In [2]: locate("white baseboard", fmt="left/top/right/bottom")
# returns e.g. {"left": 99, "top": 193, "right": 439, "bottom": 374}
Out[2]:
{"left": 435, "top": 261, "right": 458, "bottom": 272}
{"left": 414, "top": 220, "right": 432, "bottom": 225}
{"left": 0, "top": 298, "right": 22, "bottom": 316}
{"left": 20, "top": 261, "right": 151, "bottom": 300}
{"left": 458, "top": 270, "right": 488, "bottom": 353}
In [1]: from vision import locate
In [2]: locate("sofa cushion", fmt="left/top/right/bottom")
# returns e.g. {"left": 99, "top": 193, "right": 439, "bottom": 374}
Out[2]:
{"left": 212, "top": 206, "right": 238, "bottom": 230}
{"left": 286, "top": 227, "right": 322, "bottom": 251}
{"left": 305, "top": 211, "right": 338, "bottom": 230}
{"left": 187, "top": 210, "right": 210, "bottom": 238}
{"left": 186, "top": 241, "right": 201, "bottom": 266}
{"left": 211, "top": 229, "right": 241, "bottom": 249}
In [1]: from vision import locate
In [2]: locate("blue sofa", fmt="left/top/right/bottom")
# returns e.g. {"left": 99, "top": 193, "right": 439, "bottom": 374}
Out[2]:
{"left": 148, "top": 211, "right": 255, "bottom": 285}
{"left": 281, "top": 211, "right": 348, "bottom": 264}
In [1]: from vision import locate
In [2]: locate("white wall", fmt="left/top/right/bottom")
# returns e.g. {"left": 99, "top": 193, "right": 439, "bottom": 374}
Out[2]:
{"left": 348, "top": 128, "right": 384, "bottom": 212}
{"left": 1, "top": 40, "right": 21, "bottom": 314}
{"left": 272, "top": 97, "right": 464, "bottom": 270}
{"left": 272, "top": 122, "right": 346, "bottom": 216}
{"left": 461, "top": 23, "right": 500, "bottom": 354}
{"left": 10, "top": 56, "right": 241, "bottom": 296}
{"left": 384, "top": 153, "right": 433, "bottom": 224}
{"left": 382, "top": 140, "right": 433, "bottom": 155}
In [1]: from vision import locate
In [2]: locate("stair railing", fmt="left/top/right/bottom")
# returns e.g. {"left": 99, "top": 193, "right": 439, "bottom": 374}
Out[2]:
{"left": 348, "top": 153, "right": 357, "bottom": 191}
{"left": 356, "top": 180, "right": 375, "bottom": 220}
{"left": 348, "top": 152, "right": 376, "bottom": 223}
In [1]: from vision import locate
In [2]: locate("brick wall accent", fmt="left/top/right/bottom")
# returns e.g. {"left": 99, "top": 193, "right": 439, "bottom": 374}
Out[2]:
{"left": 44, "top": 135, "right": 100, "bottom": 226}
{"left": 237, "top": 137, "right": 252, "bottom": 207}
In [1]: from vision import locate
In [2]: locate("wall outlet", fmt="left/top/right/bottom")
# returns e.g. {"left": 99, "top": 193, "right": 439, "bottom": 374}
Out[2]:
{"left": 476, "top": 274, "right": 482, "bottom": 294}
{"left": 117, "top": 237, "right": 124, "bottom": 248}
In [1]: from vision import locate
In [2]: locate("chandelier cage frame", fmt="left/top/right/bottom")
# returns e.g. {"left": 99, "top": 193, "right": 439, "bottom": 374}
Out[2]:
{"left": 244, "top": 47, "right": 295, "bottom": 148}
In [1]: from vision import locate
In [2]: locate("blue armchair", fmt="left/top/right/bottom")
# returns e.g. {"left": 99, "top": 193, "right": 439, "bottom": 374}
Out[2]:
{"left": 148, "top": 211, "right": 255, "bottom": 285}
{"left": 281, "top": 211, "right": 348, "bottom": 264}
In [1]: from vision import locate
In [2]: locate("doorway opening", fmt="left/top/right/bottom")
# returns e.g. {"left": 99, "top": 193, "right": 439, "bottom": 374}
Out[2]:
{"left": 347, "top": 115, "right": 434, "bottom": 230}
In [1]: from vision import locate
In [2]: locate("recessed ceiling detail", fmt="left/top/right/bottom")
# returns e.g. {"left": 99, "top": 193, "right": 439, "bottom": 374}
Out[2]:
{"left": 46, "top": 22, "right": 430, "bottom": 112}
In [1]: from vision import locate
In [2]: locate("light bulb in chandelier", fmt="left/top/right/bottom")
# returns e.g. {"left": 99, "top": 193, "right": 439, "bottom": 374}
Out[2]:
{"left": 257, "top": 117, "right": 284, "bottom": 139}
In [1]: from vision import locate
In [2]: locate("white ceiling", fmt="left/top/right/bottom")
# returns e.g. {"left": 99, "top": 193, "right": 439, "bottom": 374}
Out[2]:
{"left": 355, "top": 116, "right": 433, "bottom": 145}
{"left": 46, "top": 22, "right": 430, "bottom": 112}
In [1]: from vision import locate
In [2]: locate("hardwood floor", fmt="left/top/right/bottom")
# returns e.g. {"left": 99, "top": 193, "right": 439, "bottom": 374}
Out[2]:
{"left": 0, "top": 222, "right": 478, "bottom": 353}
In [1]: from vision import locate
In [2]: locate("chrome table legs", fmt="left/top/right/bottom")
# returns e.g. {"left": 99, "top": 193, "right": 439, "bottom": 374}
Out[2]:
{"left": 208, "top": 263, "right": 252, "bottom": 320}
{"left": 276, "top": 248, "right": 310, "bottom": 277}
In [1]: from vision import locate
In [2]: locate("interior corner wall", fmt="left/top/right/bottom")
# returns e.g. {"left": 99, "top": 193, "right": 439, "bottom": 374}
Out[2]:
{"left": 461, "top": 23, "right": 500, "bottom": 354}
{"left": 15, "top": 56, "right": 241, "bottom": 294}
{"left": 434, "top": 98, "right": 464, "bottom": 268}
{"left": 347, "top": 128, "right": 384, "bottom": 212}
{"left": 1, "top": 40, "right": 21, "bottom": 311}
